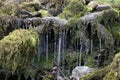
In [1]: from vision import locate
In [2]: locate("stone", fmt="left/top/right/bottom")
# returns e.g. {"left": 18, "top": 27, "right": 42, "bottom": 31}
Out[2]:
{"left": 71, "top": 66, "right": 94, "bottom": 80}
{"left": 95, "top": 5, "right": 111, "bottom": 11}
{"left": 87, "top": 1, "right": 98, "bottom": 10}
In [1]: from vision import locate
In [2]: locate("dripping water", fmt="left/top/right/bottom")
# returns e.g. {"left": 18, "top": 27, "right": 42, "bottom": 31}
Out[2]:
{"left": 99, "top": 39, "right": 102, "bottom": 51}
{"left": 46, "top": 35, "right": 48, "bottom": 61}
{"left": 57, "top": 33, "right": 62, "bottom": 79}
{"left": 79, "top": 40, "right": 83, "bottom": 66}
{"left": 62, "top": 31, "right": 65, "bottom": 70}
{"left": 90, "top": 39, "right": 93, "bottom": 54}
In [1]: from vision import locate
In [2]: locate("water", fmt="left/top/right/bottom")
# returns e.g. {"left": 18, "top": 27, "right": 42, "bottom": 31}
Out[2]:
{"left": 79, "top": 41, "right": 83, "bottom": 66}
{"left": 90, "top": 39, "right": 93, "bottom": 54}
{"left": 62, "top": 31, "right": 65, "bottom": 69}
{"left": 46, "top": 35, "right": 48, "bottom": 61}
{"left": 54, "top": 41, "right": 57, "bottom": 62}
{"left": 57, "top": 33, "right": 62, "bottom": 79}
{"left": 99, "top": 39, "right": 102, "bottom": 51}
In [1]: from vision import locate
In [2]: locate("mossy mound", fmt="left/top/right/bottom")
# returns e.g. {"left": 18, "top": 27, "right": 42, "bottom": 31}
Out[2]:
{"left": 0, "top": 29, "right": 39, "bottom": 74}
{"left": 58, "top": 0, "right": 88, "bottom": 19}
{"left": 81, "top": 52, "right": 120, "bottom": 80}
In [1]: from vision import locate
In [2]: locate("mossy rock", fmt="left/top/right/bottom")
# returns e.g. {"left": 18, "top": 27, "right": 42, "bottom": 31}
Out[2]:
{"left": 0, "top": 29, "right": 39, "bottom": 74}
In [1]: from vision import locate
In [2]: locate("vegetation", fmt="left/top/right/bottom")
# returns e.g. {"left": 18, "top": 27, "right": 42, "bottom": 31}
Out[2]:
{"left": 0, "top": 29, "right": 39, "bottom": 75}
{"left": 81, "top": 52, "right": 120, "bottom": 80}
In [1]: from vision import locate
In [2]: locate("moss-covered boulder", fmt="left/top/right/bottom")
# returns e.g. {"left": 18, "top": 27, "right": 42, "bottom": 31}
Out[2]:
{"left": 81, "top": 52, "right": 120, "bottom": 80}
{"left": 0, "top": 29, "right": 39, "bottom": 74}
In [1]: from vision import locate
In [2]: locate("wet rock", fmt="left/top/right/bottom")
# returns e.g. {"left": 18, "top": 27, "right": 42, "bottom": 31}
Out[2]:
{"left": 95, "top": 4, "right": 111, "bottom": 11}
{"left": 71, "top": 66, "right": 94, "bottom": 80}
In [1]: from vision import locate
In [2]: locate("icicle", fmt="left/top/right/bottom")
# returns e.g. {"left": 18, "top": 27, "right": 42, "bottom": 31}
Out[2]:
{"left": 46, "top": 35, "right": 48, "bottom": 61}
{"left": 57, "top": 33, "right": 62, "bottom": 79}
{"left": 99, "top": 39, "right": 102, "bottom": 51}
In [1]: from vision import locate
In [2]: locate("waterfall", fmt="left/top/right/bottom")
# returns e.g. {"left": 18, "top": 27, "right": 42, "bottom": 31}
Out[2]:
{"left": 57, "top": 33, "right": 62, "bottom": 79}
{"left": 99, "top": 39, "right": 102, "bottom": 51}
{"left": 46, "top": 35, "right": 48, "bottom": 61}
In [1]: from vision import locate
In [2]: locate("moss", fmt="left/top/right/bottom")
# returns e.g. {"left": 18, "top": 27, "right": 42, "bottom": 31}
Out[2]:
{"left": 0, "top": 29, "right": 39, "bottom": 74}
{"left": 20, "top": 2, "right": 40, "bottom": 12}
{"left": 0, "top": 3, "right": 13, "bottom": 16}
{"left": 81, "top": 66, "right": 110, "bottom": 80}
{"left": 0, "top": 16, "right": 18, "bottom": 40}
{"left": 59, "top": 0, "right": 88, "bottom": 19}
{"left": 39, "top": 10, "right": 50, "bottom": 18}
{"left": 81, "top": 52, "right": 120, "bottom": 80}
{"left": 101, "top": 9, "right": 120, "bottom": 26}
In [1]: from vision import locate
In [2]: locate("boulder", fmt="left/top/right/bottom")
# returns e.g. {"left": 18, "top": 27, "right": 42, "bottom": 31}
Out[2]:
{"left": 95, "top": 5, "right": 111, "bottom": 11}
{"left": 87, "top": 1, "right": 98, "bottom": 10}
{"left": 71, "top": 66, "right": 94, "bottom": 80}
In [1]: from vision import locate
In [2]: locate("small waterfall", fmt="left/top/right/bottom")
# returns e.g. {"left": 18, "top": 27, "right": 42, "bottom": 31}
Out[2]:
{"left": 57, "top": 33, "right": 62, "bottom": 79}
{"left": 99, "top": 39, "right": 102, "bottom": 51}
{"left": 46, "top": 35, "right": 48, "bottom": 61}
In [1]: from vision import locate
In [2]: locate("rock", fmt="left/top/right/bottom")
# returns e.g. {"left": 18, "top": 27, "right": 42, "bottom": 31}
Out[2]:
{"left": 95, "top": 4, "right": 111, "bottom": 11}
{"left": 71, "top": 66, "right": 94, "bottom": 80}
{"left": 87, "top": 1, "right": 98, "bottom": 10}
{"left": 52, "top": 66, "right": 58, "bottom": 71}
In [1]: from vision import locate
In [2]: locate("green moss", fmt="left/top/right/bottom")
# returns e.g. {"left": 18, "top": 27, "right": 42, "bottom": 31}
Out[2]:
{"left": 20, "top": 2, "right": 40, "bottom": 12}
{"left": 101, "top": 9, "right": 120, "bottom": 26}
{"left": 59, "top": 0, "right": 88, "bottom": 19}
{"left": 81, "top": 52, "right": 120, "bottom": 80}
{"left": 0, "top": 3, "right": 13, "bottom": 16}
{"left": 39, "top": 10, "right": 50, "bottom": 18}
{"left": 81, "top": 66, "right": 110, "bottom": 80}
{"left": 0, "top": 29, "right": 39, "bottom": 74}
